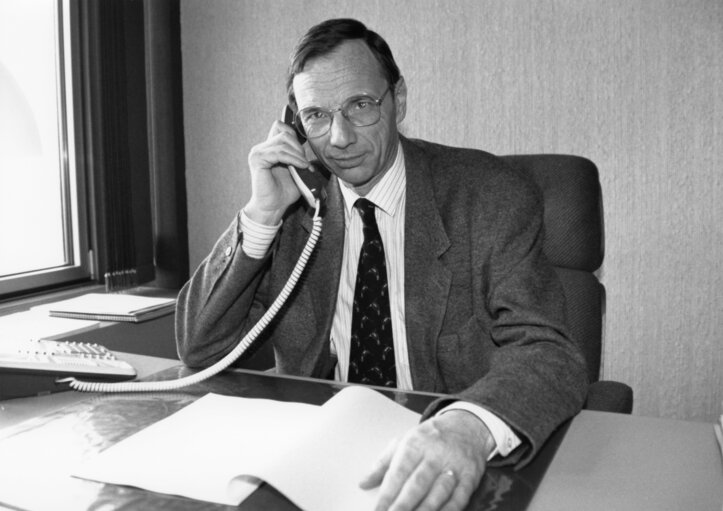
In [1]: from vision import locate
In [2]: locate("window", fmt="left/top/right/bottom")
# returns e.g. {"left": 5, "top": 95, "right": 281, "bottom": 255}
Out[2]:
{"left": 0, "top": 0, "right": 90, "bottom": 297}
{"left": 0, "top": 0, "right": 188, "bottom": 300}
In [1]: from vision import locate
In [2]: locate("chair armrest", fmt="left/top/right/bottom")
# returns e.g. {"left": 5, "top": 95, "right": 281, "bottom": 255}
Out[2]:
{"left": 585, "top": 380, "right": 634, "bottom": 414}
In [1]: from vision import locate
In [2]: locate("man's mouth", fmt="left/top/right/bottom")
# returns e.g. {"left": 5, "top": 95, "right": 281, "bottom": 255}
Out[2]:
{"left": 330, "top": 153, "right": 365, "bottom": 168}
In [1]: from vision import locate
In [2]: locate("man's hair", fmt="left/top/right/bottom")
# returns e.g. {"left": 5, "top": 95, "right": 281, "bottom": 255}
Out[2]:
{"left": 286, "top": 18, "right": 401, "bottom": 103}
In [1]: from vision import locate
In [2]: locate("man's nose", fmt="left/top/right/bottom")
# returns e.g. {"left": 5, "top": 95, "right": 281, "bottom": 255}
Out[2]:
{"left": 328, "top": 111, "right": 356, "bottom": 148}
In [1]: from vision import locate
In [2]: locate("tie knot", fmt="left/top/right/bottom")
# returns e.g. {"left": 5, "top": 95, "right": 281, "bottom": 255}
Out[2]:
{"left": 354, "top": 198, "right": 377, "bottom": 227}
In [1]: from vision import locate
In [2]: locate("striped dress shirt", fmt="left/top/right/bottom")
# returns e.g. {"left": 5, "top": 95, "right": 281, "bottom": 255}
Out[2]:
{"left": 332, "top": 144, "right": 410, "bottom": 387}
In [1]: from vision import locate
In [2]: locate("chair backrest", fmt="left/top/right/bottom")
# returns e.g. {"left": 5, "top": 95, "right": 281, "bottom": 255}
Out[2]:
{"left": 500, "top": 155, "right": 604, "bottom": 384}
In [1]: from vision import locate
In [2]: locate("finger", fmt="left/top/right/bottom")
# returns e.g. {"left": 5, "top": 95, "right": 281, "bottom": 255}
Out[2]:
{"left": 439, "top": 476, "right": 476, "bottom": 511}
{"left": 268, "top": 119, "right": 291, "bottom": 137}
{"left": 373, "top": 452, "right": 424, "bottom": 511}
{"left": 386, "top": 462, "right": 442, "bottom": 511}
{"left": 250, "top": 142, "right": 308, "bottom": 173}
{"left": 359, "top": 437, "right": 399, "bottom": 490}
{"left": 275, "top": 131, "right": 310, "bottom": 166}
{"left": 414, "top": 469, "right": 458, "bottom": 511}
{"left": 274, "top": 146, "right": 309, "bottom": 169}
{"left": 269, "top": 119, "right": 302, "bottom": 141}
{"left": 262, "top": 122, "right": 305, "bottom": 154}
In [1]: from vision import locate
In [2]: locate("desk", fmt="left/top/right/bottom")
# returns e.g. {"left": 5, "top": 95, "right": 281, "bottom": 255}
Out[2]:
{"left": 0, "top": 364, "right": 721, "bottom": 511}
{"left": 529, "top": 411, "right": 722, "bottom": 510}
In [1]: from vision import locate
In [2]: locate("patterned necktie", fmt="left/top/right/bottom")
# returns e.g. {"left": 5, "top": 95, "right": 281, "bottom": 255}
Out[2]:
{"left": 348, "top": 198, "right": 396, "bottom": 387}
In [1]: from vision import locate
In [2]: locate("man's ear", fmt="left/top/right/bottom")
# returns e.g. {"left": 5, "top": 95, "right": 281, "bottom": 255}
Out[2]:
{"left": 393, "top": 76, "right": 407, "bottom": 124}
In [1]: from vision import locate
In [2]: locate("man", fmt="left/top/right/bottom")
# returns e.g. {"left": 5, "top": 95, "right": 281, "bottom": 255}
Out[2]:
{"left": 177, "top": 18, "right": 587, "bottom": 511}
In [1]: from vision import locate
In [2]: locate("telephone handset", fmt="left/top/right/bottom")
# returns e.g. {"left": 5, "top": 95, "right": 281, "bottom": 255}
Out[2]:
{"left": 282, "top": 105, "right": 328, "bottom": 207}
{"left": 65, "top": 110, "right": 325, "bottom": 394}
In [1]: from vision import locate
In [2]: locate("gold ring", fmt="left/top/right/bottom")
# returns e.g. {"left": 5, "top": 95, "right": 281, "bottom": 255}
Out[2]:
{"left": 443, "top": 469, "right": 456, "bottom": 479}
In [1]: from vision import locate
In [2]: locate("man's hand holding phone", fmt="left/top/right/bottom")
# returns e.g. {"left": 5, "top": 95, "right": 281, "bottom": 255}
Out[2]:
{"left": 245, "top": 120, "right": 311, "bottom": 226}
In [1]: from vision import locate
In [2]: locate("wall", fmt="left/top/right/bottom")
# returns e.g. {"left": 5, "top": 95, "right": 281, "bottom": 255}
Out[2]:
{"left": 181, "top": 0, "right": 723, "bottom": 422}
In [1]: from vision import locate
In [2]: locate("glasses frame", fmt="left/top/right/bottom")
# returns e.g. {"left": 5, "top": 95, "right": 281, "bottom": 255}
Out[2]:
{"left": 293, "top": 86, "right": 392, "bottom": 140}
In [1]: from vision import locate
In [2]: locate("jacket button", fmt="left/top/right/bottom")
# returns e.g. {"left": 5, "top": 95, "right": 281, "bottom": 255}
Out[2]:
{"left": 224, "top": 246, "right": 232, "bottom": 257}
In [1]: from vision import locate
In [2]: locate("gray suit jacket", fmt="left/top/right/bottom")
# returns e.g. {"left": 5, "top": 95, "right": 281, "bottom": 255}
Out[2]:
{"left": 176, "top": 136, "right": 588, "bottom": 466}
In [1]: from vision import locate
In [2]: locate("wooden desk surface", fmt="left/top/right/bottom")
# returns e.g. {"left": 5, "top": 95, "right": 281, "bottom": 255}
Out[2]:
{"left": 0, "top": 363, "right": 721, "bottom": 511}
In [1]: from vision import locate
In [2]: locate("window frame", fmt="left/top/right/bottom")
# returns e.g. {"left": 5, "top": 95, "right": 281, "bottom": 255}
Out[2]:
{"left": 1, "top": 0, "right": 189, "bottom": 302}
{"left": 0, "top": 0, "right": 92, "bottom": 298}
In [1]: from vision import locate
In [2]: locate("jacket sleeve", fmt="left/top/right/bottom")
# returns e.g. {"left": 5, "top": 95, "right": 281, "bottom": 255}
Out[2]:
{"left": 175, "top": 211, "right": 274, "bottom": 368}
{"left": 424, "top": 171, "right": 588, "bottom": 468}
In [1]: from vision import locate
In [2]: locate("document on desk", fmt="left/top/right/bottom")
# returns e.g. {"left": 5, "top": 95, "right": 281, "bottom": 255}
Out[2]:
{"left": 72, "top": 385, "right": 420, "bottom": 511}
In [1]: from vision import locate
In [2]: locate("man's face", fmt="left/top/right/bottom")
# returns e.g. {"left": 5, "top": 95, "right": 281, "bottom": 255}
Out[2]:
{"left": 292, "top": 39, "right": 406, "bottom": 195}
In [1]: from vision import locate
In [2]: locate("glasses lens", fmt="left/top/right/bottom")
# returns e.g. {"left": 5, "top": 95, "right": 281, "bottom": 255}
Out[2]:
{"left": 343, "top": 96, "right": 382, "bottom": 127}
{"left": 297, "top": 109, "right": 331, "bottom": 138}
{"left": 295, "top": 88, "right": 388, "bottom": 138}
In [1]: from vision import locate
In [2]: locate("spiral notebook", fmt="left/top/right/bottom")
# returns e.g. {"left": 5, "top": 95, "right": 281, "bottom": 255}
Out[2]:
{"left": 42, "top": 293, "right": 176, "bottom": 323}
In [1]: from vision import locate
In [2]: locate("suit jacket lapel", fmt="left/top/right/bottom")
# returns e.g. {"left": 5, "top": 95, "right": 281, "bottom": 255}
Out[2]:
{"left": 401, "top": 137, "right": 452, "bottom": 392}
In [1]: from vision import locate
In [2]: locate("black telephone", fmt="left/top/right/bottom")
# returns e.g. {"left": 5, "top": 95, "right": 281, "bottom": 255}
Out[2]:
{"left": 282, "top": 105, "right": 328, "bottom": 207}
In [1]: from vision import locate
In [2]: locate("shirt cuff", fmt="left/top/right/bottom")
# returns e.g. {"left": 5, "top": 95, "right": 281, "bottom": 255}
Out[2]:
{"left": 438, "top": 401, "right": 522, "bottom": 460}
{"left": 239, "top": 209, "right": 282, "bottom": 259}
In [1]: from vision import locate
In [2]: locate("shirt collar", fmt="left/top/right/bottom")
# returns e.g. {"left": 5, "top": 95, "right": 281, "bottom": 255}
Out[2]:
{"left": 339, "top": 141, "right": 406, "bottom": 219}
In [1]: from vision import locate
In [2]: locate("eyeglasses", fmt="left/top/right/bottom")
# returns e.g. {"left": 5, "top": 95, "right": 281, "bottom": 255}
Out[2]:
{"left": 294, "top": 87, "right": 391, "bottom": 139}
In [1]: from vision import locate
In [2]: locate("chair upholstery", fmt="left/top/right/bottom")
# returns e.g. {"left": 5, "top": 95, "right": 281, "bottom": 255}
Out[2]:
{"left": 501, "top": 154, "right": 633, "bottom": 414}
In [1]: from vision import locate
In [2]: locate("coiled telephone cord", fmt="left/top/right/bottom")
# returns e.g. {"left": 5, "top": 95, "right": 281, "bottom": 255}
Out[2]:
{"left": 64, "top": 200, "right": 323, "bottom": 393}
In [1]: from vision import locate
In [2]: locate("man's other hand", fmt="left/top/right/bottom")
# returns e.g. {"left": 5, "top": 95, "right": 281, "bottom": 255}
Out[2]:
{"left": 359, "top": 410, "right": 496, "bottom": 511}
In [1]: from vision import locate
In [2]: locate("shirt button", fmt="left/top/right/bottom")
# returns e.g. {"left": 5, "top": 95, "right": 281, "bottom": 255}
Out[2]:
{"left": 224, "top": 246, "right": 232, "bottom": 257}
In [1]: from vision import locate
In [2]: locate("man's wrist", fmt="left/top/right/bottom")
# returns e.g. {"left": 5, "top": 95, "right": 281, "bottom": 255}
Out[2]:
{"left": 438, "top": 409, "right": 497, "bottom": 460}
{"left": 437, "top": 402, "right": 521, "bottom": 460}
{"left": 239, "top": 208, "right": 281, "bottom": 259}
{"left": 244, "top": 201, "right": 286, "bottom": 227}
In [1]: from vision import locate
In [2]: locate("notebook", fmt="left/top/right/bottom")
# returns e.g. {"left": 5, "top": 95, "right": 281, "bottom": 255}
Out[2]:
{"left": 40, "top": 293, "right": 176, "bottom": 323}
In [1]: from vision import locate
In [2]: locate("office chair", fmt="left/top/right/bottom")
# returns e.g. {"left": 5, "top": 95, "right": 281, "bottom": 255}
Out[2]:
{"left": 500, "top": 154, "right": 633, "bottom": 414}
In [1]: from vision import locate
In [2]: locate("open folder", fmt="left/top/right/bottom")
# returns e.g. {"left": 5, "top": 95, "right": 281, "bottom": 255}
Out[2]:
{"left": 72, "top": 386, "right": 421, "bottom": 511}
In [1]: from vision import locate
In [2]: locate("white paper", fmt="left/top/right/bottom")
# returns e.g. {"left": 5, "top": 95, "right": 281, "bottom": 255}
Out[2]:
{"left": 72, "top": 386, "right": 421, "bottom": 510}
{"left": 73, "top": 393, "right": 318, "bottom": 505}
{"left": 248, "top": 385, "right": 422, "bottom": 511}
